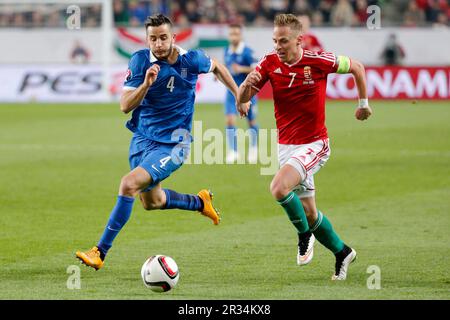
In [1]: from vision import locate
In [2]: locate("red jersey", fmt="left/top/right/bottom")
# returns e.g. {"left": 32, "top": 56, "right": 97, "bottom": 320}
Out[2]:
{"left": 254, "top": 49, "right": 339, "bottom": 145}
{"left": 301, "top": 33, "right": 324, "bottom": 52}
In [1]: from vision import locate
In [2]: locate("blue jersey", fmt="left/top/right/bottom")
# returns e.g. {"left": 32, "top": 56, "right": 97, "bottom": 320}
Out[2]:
{"left": 224, "top": 42, "right": 257, "bottom": 86}
{"left": 224, "top": 42, "right": 258, "bottom": 113}
{"left": 123, "top": 47, "right": 212, "bottom": 144}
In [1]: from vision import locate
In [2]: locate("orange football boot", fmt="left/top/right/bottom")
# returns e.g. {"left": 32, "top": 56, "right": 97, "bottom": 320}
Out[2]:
{"left": 76, "top": 246, "right": 104, "bottom": 270}
{"left": 197, "top": 189, "right": 221, "bottom": 225}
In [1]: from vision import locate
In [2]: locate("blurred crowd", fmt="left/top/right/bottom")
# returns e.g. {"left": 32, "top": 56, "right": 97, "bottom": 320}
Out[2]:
{"left": 0, "top": 0, "right": 448, "bottom": 28}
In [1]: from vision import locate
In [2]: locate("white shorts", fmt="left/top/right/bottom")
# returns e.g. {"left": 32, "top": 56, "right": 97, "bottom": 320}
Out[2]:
{"left": 278, "top": 138, "right": 330, "bottom": 198}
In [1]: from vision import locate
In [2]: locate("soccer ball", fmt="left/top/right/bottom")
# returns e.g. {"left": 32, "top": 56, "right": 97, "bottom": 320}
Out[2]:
{"left": 140, "top": 255, "right": 180, "bottom": 292}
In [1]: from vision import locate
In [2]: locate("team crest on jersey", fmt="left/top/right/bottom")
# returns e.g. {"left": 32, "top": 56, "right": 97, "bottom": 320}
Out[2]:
{"left": 303, "top": 66, "right": 314, "bottom": 85}
{"left": 180, "top": 67, "right": 188, "bottom": 78}
{"left": 125, "top": 69, "right": 132, "bottom": 81}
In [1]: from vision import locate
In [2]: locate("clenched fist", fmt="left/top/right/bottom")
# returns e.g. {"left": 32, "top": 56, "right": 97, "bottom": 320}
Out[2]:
{"left": 355, "top": 105, "right": 372, "bottom": 121}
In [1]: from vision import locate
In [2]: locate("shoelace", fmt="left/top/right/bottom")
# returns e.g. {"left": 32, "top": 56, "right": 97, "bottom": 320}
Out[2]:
{"left": 334, "top": 259, "right": 342, "bottom": 276}
{"left": 87, "top": 247, "right": 99, "bottom": 258}
{"left": 334, "top": 253, "right": 348, "bottom": 276}
{"left": 298, "top": 236, "right": 310, "bottom": 256}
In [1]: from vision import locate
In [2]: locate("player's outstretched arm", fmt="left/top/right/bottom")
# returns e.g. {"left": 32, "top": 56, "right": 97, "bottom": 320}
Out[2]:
{"left": 211, "top": 58, "right": 250, "bottom": 117}
{"left": 348, "top": 59, "right": 372, "bottom": 121}
{"left": 237, "top": 71, "right": 260, "bottom": 116}
{"left": 120, "top": 64, "right": 160, "bottom": 114}
{"left": 211, "top": 58, "right": 239, "bottom": 97}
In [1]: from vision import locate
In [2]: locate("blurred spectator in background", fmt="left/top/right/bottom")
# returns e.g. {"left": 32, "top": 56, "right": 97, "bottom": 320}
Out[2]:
{"left": 331, "top": 0, "right": 355, "bottom": 26}
{"left": 128, "top": 1, "right": 149, "bottom": 26}
{"left": 293, "top": 0, "right": 311, "bottom": 13}
{"left": 202, "top": 0, "right": 219, "bottom": 23}
{"left": 380, "top": 33, "right": 405, "bottom": 65}
{"left": 268, "top": 0, "right": 290, "bottom": 17}
{"left": 237, "top": 0, "right": 258, "bottom": 24}
{"left": 114, "top": 0, "right": 129, "bottom": 26}
{"left": 259, "top": 0, "right": 276, "bottom": 21}
{"left": 70, "top": 40, "right": 91, "bottom": 64}
{"left": 433, "top": 11, "right": 449, "bottom": 28}
{"left": 318, "top": 0, "right": 335, "bottom": 24}
{"left": 0, "top": 14, "right": 9, "bottom": 27}
{"left": 223, "top": 1, "right": 241, "bottom": 24}
{"left": 31, "top": 10, "right": 44, "bottom": 28}
{"left": 148, "top": 0, "right": 170, "bottom": 16}
{"left": 311, "top": 10, "right": 324, "bottom": 26}
{"left": 354, "top": 0, "right": 369, "bottom": 26}
{"left": 12, "top": 13, "right": 25, "bottom": 27}
{"left": 46, "top": 11, "right": 60, "bottom": 28}
{"left": 253, "top": 14, "right": 272, "bottom": 26}
{"left": 175, "top": 13, "right": 191, "bottom": 28}
{"left": 259, "top": 0, "right": 289, "bottom": 21}
{"left": 0, "top": 0, "right": 448, "bottom": 29}
{"left": 185, "top": 0, "right": 201, "bottom": 23}
{"left": 403, "top": 1, "right": 426, "bottom": 27}
{"left": 298, "top": 14, "right": 324, "bottom": 51}
{"left": 216, "top": 10, "right": 229, "bottom": 24}
{"left": 424, "top": 0, "right": 441, "bottom": 23}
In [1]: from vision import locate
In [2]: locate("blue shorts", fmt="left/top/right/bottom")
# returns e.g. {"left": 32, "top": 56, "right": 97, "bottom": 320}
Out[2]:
{"left": 225, "top": 91, "right": 257, "bottom": 122}
{"left": 128, "top": 134, "right": 190, "bottom": 191}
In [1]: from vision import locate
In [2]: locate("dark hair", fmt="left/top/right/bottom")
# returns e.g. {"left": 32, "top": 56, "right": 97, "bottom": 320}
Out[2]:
{"left": 229, "top": 23, "right": 242, "bottom": 30}
{"left": 144, "top": 14, "right": 173, "bottom": 29}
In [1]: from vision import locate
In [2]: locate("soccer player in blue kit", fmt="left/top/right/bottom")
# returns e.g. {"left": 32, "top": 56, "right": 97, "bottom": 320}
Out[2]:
{"left": 224, "top": 24, "right": 260, "bottom": 163}
{"left": 76, "top": 14, "right": 249, "bottom": 270}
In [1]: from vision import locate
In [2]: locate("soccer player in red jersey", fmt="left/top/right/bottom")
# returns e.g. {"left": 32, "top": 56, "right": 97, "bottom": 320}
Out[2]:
{"left": 238, "top": 14, "right": 372, "bottom": 280}
{"left": 298, "top": 14, "right": 324, "bottom": 52}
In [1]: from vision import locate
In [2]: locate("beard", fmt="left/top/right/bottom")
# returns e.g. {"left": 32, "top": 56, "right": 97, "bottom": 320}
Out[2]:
{"left": 154, "top": 43, "right": 173, "bottom": 61}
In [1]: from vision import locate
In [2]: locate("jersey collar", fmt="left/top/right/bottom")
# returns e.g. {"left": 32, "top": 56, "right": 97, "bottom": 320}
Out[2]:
{"left": 282, "top": 48, "right": 303, "bottom": 67}
{"left": 228, "top": 41, "right": 245, "bottom": 55}
{"left": 149, "top": 45, "right": 187, "bottom": 63}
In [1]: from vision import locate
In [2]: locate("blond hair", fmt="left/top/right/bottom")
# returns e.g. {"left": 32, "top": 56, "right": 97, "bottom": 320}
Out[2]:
{"left": 274, "top": 13, "right": 302, "bottom": 32}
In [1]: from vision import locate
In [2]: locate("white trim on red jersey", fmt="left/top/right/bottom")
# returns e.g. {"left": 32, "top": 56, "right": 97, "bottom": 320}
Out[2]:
{"left": 303, "top": 50, "right": 336, "bottom": 66}
{"left": 256, "top": 51, "right": 276, "bottom": 70}
{"left": 283, "top": 48, "right": 304, "bottom": 67}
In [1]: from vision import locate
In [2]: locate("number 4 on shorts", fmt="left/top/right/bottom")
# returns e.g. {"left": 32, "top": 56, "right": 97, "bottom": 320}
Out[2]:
{"left": 159, "top": 156, "right": 171, "bottom": 168}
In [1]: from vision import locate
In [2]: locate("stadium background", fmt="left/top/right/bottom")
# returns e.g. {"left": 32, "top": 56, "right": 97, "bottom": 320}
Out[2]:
{"left": 0, "top": 0, "right": 449, "bottom": 300}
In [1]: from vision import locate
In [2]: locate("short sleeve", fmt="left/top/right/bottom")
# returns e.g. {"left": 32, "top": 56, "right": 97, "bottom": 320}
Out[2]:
{"left": 192, "top": 49, "right": 213, "bottom": 74}
{"left": 314, "top": 51, "right": 339, "bottom": 75}
{"left": 123, "top": 51, "right": 148, "bottom": 90}
{"left": 252, "top": 55, "right": 270, "bottom": 91}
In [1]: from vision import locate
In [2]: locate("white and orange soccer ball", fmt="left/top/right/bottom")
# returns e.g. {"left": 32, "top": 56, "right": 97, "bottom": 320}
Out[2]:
{"left": 141, "top": 255, "right": 180, "bottom": 292}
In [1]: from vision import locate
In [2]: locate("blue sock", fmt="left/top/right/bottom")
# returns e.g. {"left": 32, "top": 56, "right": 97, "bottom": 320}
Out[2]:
{"left": 163, "top": 189, "right": 203, "bottom": 211}
{"left": 226, "top": 125, "right": 237, "bottom": 152}
{"left": 97, "top": 195, "right": 135, "bottom": 256}
{"left": 249, "top": 124, "right": 259, "bottom": 148}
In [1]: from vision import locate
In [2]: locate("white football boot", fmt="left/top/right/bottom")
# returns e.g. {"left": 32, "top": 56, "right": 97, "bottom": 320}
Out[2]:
{"left": 331, "top": 247, "right": 357, "bottom": 280}
{"left": 297, "top": 232, "right": 315, "bottom": 266}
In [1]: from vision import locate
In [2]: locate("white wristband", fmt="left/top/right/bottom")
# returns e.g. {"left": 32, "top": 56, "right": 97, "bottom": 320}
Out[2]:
{"left": 358, "top": 98, "right": 369, "bottom": 108}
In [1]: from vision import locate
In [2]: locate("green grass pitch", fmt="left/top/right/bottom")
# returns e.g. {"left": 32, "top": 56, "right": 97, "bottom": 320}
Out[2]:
{"left": 0, "top": 100, "right": 449, "bottom": 299}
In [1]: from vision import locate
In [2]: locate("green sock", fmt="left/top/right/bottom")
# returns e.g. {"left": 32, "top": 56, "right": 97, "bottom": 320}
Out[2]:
{"left": 277, "top": 192, "right": 309, "bottom": 234}
{"left": 311, "top": 211, "right": 345, "bottom": 254}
